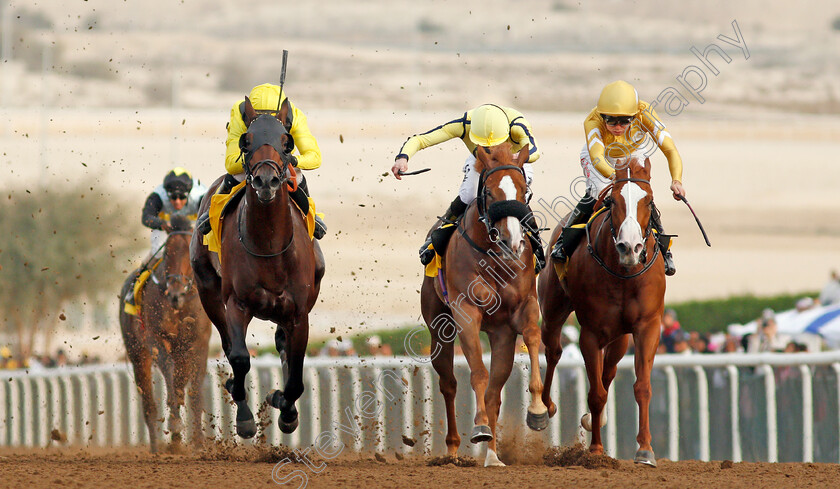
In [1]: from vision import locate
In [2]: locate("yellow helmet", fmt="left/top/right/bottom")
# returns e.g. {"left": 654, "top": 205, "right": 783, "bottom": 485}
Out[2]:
{"left": 248, "top": 83, "right": 288, "bottom": 112}
{"left": 469, "top": 104, "right": 510, "bottom": 147}
{"left": 596, "top": 80, "right": 640, "bottom": 117}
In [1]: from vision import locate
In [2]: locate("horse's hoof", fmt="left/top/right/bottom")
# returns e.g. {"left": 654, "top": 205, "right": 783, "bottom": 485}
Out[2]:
{"left": 265, "top": 389, "right": 283, "bottom": 409}
{"left": 526, "top": 410, "right": 549, "bottom": 431}
{"left": 235, "top": 400, "right": 256, "bottom": 439}
{"left": 547, "top": 402, "right": 557, "bottom": 418}
{"left": 236, "top": 418, "right": 257, "bottom": 439}
{"left": 581, "top": 412, "right": 607, "bottom": 432}
{"left": 224, "top": 377, "right": 235, "bottom": 394}
{"left": 278, "top": 414, "right": 299, "bottom": 434}
{"left": 634, "top": 449, "right": 657, "bottom": 467}
{"left": 469, "top": 425, "right": 493, "bottom": 444}
{"left": 484, "top": 448, "right": 506, "bottom": 467}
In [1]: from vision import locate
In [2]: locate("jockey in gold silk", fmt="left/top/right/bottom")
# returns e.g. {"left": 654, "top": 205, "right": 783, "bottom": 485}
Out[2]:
{"left": 197, "top": 83, "right": 326, "bottom": 239}
{"left": 550, "top": 80, "right": 685, "bottom": 275}
{"left": 391, "top": 104, "right": 545, "bottom": 273}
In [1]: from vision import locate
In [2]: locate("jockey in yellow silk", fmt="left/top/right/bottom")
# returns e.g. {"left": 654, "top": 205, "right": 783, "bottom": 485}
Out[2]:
{"left": 391, "top": 104, "right": 545, "bottom": 273}
{"left": 197, "top": 83, "right": 326, "bottom": 239}
{"left": 550, "top": 80, "right": 685, "bottom": 276}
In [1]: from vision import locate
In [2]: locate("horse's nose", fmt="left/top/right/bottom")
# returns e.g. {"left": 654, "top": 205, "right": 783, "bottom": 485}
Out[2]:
{"left": 616, "top": 241, "right": 629, "bottom": 255}
{"left": 252, "top": 175, "right": 281, "bottom": 191}
{"left": 633, "top": 242, "right": 644, "bottom": 254}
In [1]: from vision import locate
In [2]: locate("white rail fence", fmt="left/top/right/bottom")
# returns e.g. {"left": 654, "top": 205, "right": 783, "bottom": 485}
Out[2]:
{"left": 2, "top": 352, "right": 840, "bottom": 462}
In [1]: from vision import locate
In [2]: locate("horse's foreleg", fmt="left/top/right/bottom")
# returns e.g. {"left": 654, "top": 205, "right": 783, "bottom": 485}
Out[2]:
{"left": 157, "top": 348, "right": 184, "bottom": 446}
{"left": 222, "top": 296, "right": 256, "bottom": 439}
{"left": 519, "top": 299, "right": 548, "bottom": 432}
{"left": 632, "top": 323, "right": 660, "bottom": 467}
{"left": 580, "top": 329, "right": 607, "bottom": 454}
{"left": 602, "top": 335, "right": 630, "bottom": 393}
{"left": 429, "top": 333, "right": 459, "bottom": 457}
{"left": 267, "top": 317, "right": 309, "bottom": 434}
{"left": 456, "top": 305, "right": 491, "bottom": 444}
{"left": 127, "top": 345, "right": 159, "bottom": 453}
{"left": 483, "top": 328, "right": 516, "bottom": 467}
{"left": 186, "top": 347, "right": 208, "bottom": 448}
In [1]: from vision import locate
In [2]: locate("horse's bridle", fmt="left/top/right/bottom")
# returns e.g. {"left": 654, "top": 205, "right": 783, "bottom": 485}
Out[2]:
{"left": 585, "top": 177, "right": 660, "bottom": 279}
{"left": 458, "top": 164, "right": 532, "bottom": 256}
{"left": 151, "top": 230, "right": 196, "bottom": 294}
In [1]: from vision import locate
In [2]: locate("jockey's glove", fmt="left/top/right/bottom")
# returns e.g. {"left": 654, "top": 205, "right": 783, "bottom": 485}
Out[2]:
{"left": 290, "top": 155, "right": 298, "bottom": 167}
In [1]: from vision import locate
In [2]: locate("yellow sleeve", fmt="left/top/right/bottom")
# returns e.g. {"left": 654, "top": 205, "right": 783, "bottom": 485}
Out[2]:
{"left": 509, "top": 116, "right": 541, "bottom": 163}
{"left": 639, "top": 103, "right": 683, "bottom": 182}
{"left": 289, "top": 106, "right": 322, "bottom": 170}
{"left": 225, "top": 101, "right": 247, "bottom": 175}
{"left": 395, "top": 114, "right": 467, "bottom": 160}
{"left": 584, "top": 112, "right": 614, "bottom": 178}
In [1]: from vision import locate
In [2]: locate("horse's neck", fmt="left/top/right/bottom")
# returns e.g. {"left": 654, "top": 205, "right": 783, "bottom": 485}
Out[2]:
{"left": 244, "top": 188, "right": 294, "bottom": 243}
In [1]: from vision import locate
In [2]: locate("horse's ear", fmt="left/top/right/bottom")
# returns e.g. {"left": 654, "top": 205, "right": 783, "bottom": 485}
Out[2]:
{"left": 516, "top": 144, "right": 529, "bottom": 167}
{"left": 279, "top": 98, "right": 292, "bottom": 131}
{"left": 243, "top": 96, "right": 258, "bottom": 127}
{"left": 643, "top": 157, "right": 652, "bottom": 174}
{"left": 474, "top": 147, "right": 489, "bottom": 173}
{"left": 239, "top": 132, "right": 250, "bottom": 153}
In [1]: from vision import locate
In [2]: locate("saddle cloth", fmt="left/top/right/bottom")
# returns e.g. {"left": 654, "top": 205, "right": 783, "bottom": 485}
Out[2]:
{"left": 124, "top": 258, "right": 162, "bottom": 317}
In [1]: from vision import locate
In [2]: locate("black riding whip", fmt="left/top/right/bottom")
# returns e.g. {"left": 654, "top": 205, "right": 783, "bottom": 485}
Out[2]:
{"left": 275, "top": 49, "right": 289, "bottom": 113}
{"left": 397, "top": 168, "right": 431, "bottom": 176}
{"left": 677, "top": 194, "right": 711, "bottom": 247}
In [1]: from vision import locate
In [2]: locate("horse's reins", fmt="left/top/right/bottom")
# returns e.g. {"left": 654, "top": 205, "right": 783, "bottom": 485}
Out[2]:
{"left": 585, "top": 177, "right": 661, "bottom": 279}
{"left": 457, "top": 164, "right": 532, "bottom": 258}
{"left": 238, "top": 155, "right": 298, "bottom": 258}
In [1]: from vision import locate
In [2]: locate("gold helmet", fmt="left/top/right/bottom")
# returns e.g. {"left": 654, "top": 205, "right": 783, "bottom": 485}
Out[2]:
{"left": 596, "top": 80, "right": 640, "bottom": 117}
{"left": 248, "top": 83, "right": 288, "bottom": 112}
{"left": 469, "top": 104, "right": 510, "bottom": 147}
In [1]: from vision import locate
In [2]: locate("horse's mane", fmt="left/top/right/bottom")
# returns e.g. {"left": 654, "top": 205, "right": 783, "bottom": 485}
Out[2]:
{"left": 170, "top": 215, "right": 192, "bottom": 232}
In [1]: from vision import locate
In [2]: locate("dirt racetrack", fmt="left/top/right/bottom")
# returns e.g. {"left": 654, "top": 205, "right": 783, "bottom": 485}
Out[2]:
{"left": 2, "top": 446, "right": 839, "bottom": 489}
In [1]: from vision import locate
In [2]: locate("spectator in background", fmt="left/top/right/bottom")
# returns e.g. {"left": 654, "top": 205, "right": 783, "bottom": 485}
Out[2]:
{"left": 722, "top": 334, "right": 741, "bottom": 353}
{"left": 55, "top": 349, "right": 68, "bottom": 368}
{"left": 819, "top": 270, "right": 840, "bottom": 306}
{"left": 690, "top": 332, "right": 711, "bottom": 354}
{"left": 749, "top": 313, "right": 790, "bottom": 352}
{"left": 672, "top": 330, "right": 692, "bottom": 355}
{"left": 366, "top": 335, "right": 394, "bottom": 356}
{"left": 338, "top": 339, "right": 357, "bottom": 357}
{"left": 660, "top": 308, "right": 682, "bottom": 353}
{"left": 320, "top": 339, "right": 341, "bottom": 357}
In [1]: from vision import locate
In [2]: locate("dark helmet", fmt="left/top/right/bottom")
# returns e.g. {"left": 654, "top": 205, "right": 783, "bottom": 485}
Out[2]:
{"left": 163, "top": 167, "right": 193, "bottom": 194}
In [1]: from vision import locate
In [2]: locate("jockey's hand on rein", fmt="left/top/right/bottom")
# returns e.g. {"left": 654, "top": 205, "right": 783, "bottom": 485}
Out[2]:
{"left": 290, "top": 155, "right": 298, "bottom": 167}
{"left": 391, "top": 157, "right": 409, "bottom": 180}
{"left": 161, "top": 222, "right": 173, "bottom": 233}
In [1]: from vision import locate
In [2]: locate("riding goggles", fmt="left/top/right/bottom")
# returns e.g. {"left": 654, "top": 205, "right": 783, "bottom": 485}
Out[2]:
{"left": 168, "top": 192, "right": 188, "bottom": 201}
{"left": 601, "top": 115, "right": 633, "bottom": 126}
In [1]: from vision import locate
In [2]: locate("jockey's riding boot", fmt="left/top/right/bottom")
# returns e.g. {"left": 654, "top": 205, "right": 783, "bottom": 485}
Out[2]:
{"left": 420, "top": 196, "right": 468, "bottom": 266}
{"left": 296, "top": 175, "right": 327, "bottom": 240}
{"left": 523, "top": 210, "right": 545, "bottom": 274}
{"left": 650, "top": 204, "right": 676, "bottom": 276}
{"left": 197, "top": 173, "right": 239, "bottom": 235}
{"left": 550, "top": 197, "right": 596, "bottom": 261}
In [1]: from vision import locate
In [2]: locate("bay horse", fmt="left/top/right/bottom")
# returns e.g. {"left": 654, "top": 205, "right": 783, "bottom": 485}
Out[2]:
{"left": 538, "top": 157, "right": 666, "bottom": 466}
{"left": 119, "top": 215, "right": 212, "bottom": 453}
{"left": 190, "top": 97, "right": 325, "bottom": 438}
{"left": 420, "top": 143, "right": 547, "bottom": 467}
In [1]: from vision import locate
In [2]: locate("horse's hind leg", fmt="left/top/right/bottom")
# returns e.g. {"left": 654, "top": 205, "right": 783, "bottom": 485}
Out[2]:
{"left": 185, "top": 339, "right": 209, "bottom": 448}
{"left": 266, "top": 317, "right": 309, "bottom": 434}
{"left": 159, "top": 348, "right": 185, "bottom": 447}
{"left": 222, "top": 297, "right": 256, "bottom": 438}
{"left": 483, "top": 327, "right": 517, "bottom": 467}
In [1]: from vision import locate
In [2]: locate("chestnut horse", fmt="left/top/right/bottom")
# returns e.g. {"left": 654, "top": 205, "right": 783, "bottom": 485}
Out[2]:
{"left": 190, "top": 98, "right": 325, "bottom": 438}
{"left": 538, "top": 157, "right": 665, "bottom": 466}
{"left": 420, "top": 144, "right": 546, "bottom": 467}
{"left": 119, "top": 215, "right": 212, "bottom": 453}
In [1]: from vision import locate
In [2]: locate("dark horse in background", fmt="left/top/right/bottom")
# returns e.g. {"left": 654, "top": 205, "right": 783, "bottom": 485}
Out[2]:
{"left": 119, "top": 215, "right": 212, "bottom": 453}
{"left": 420, "top": 144, "right": 547, "bottom": 467}
{"left": 538, "top": 157, "right": 666, "bottom": 466}
{"left": 190, "top": 97, "right": 325, "bottom": 438}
